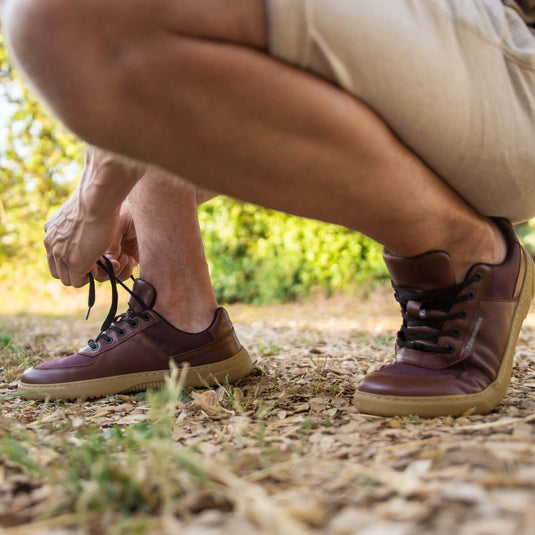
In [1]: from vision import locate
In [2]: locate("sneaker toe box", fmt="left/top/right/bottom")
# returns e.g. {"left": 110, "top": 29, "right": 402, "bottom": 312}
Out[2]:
{"left": 19, "top": 353, "right": 94, "bottom": 385}
{"left": 358, "top": 368, "right": 474, "bottom": 397}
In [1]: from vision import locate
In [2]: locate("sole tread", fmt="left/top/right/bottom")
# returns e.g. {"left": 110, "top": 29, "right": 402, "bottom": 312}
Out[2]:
{"left": 354, "top": 245, "right": 535, "bottom": 417}
{"left": 19, "top": 347, "right": 253, "bottom": 400}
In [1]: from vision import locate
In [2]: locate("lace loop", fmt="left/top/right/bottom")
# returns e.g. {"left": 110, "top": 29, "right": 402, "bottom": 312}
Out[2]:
{"left": 85, "top": 257, "right": 149, "bottom": 351}
{"left": 394, "top": 272, "right": 481, "bottom": 354}
{"left": 97, "top": 256, "right": 119, "bottom": 333}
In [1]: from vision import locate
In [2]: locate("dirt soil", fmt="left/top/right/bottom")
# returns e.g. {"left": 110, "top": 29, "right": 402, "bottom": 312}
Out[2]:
{"left": 1, "top": 289, "right": 535, "bottom": 534}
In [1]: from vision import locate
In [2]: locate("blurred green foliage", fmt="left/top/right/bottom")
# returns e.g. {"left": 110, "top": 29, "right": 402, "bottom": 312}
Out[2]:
{"left": 0, "top": 34, "right": 385, "bottom": 305}
{"left": 5, "top": 33, "right": 535, "bottom": 306}
{"left": 200, "top": 199, "right": 387, "bottom": 304}
{"left": 0, "top": 32, "right": 83, "bottom": 272}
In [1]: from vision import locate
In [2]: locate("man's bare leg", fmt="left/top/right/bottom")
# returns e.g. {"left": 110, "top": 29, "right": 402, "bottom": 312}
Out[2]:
{"left": 20, "top": 153, "right": 252, "bottom": 399}
{"left": 127, "top": 168, "right": 217, "bottom": 332}
{"left": 3, "top": 0, "right": 505, "bottom": 284}
{"left": 8, "top": 0, "right": 535, "bottom": 416}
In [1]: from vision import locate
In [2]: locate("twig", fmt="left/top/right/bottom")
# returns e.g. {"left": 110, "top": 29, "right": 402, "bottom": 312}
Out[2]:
{"left": 452, "top": 413, "right": 535, "bottom": 432}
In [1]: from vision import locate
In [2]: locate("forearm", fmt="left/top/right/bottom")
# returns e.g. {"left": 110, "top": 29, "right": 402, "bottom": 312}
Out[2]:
{"left": 79, "top": 147, "right": 146, "bottom": 218}
{"left": 43, "top": 147, "right": 146, "bottom": 287}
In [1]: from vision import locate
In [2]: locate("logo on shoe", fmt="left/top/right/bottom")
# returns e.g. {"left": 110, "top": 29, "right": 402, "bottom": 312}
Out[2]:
{"left": 465, "top": 316, "right": 484, "bottom": 353}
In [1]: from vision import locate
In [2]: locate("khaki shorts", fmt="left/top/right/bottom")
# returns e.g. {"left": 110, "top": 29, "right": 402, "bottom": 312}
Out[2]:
{"left": 266, "top": 0, "right": 535, "bottom": 222}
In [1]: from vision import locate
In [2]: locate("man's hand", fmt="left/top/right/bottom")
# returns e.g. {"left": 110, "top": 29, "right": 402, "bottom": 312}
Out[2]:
{"left": 44, "top": 147, "right": 144, "bottom": 287}
{"left": 44, "top": 189, "right": 123, "bottom": 287}
{"left": 94, "top": 204, "right": 139, "bottom": 282}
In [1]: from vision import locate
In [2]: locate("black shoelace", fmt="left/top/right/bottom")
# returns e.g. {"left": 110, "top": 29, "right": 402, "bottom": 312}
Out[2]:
{"left": 394, "top": 271, "right": 482, "bottom": 354}
{"left": 85, "top": 257, "right": 149, "bottom": 350}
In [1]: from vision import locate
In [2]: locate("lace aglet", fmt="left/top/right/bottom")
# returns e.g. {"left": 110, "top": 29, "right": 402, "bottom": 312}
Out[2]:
{"left": 86, "top": 272, "right": 96, "bottom": 321}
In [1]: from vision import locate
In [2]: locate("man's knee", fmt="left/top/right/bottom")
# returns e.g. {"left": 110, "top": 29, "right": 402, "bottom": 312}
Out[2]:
{"left": 2, "top": 0, "right": 267, "bottom": 149}
{"left": 3, "top": 0, "right": 161, "bottom": 149}
{"left": 3, "top": 0, "right": 109, "bottom": 137}
{"left": 3, "top": 0, "right": 80, "bottom": 82}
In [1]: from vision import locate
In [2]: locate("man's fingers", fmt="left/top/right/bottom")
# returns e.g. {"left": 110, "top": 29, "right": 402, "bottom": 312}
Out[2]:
{"left": 54, "top": 256, "right": 94, "bottom": 288}
{"left": 93, "top": 254, "right": 138, "bottom": 282}
{"left": 93, "top": 255, "right": 119, "bottom": 282}
{"left": 114, "top": 260, "right": 136, "bottom": 281}
{"left": 56, "top": 259, "right": 72, "bottom": 287}
{"left": 107, "top": 255, "right": 136, "bottom": 281}
{"left": 46, "top": 253, "right": 59, "bottom": 280}
{"left": 94, "top": 263, "right": 111, "bottom": 282}
{"left": 71, "top": 272, "right": 91, "bottom": 288}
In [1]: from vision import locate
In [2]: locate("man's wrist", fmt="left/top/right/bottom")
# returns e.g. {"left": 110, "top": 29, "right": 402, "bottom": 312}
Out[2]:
{"left": 79, "top": 149, "right": 144, "bottom": 218}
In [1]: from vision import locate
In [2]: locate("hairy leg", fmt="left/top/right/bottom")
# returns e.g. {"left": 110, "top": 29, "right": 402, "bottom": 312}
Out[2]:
{"left": 127, "top": 168, "right": 217, "bottom": 332}
{"left": 3, "top": 0, "right": 505, "bottom": 281}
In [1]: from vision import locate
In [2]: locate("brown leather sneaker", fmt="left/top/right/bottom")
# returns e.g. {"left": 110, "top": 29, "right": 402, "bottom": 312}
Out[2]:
{"left": 354, "top": 219, "right": 535, "bottom": 417}
{"left": 19, "top": 279, "right": 253, "bottom": 400}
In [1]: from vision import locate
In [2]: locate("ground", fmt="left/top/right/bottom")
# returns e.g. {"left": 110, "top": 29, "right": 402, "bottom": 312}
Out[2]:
{"left": 1, "top": 287, "right": 535, "bottom": 535}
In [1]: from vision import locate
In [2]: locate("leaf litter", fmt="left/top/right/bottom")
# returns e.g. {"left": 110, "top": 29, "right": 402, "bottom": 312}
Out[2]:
{"left": 0, "top": 290, "right": 535, "bottom": 534}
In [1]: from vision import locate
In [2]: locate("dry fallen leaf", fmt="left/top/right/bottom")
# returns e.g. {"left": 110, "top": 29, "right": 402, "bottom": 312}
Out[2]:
{"left": 2, "top": 294, "right": 535, "bottom": 534}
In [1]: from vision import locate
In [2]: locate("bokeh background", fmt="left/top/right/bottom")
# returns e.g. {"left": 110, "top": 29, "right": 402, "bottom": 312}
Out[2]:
{"left": 2, "top": 32, "right": 534, "bottom": 314}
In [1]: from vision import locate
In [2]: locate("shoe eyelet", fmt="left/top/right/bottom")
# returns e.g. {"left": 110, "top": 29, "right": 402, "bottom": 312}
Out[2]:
{"left": 131, "top": 321, "right": 138, "bottom": 328}
{"left": 459, "top": 310, "right": 468, "bottom": 319}
{"left": 141, "top": 313, "right": 150, "bottom": 322}
{"left": 118, "top": 329, "right": 126, "bottom": 337}
{"left": 90, "top": 343, "right": 100, "bottom": 352}
{"left": 446, "top": 345, "right": 455, "bottom": 354}
{"left": 105, "top": 336, "right": 113, "bottom": 344}
{"left": 467, "top": 291, "right": 476, "bottom": 300}
{"left": 474, "top": 272, "right": 482, "bottom": 282}
{"left": 452, "top": 329, "right": 461, "bottom": 338}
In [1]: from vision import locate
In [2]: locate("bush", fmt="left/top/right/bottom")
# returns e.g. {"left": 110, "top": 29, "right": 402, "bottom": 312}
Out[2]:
{"left": 199, "top": 197, "right": 388, "bottom": 304}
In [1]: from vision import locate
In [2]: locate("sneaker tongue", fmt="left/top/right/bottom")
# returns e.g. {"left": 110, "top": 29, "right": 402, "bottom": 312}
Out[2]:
{"left": 383, "top": 250, "right": 457, "bottom": 291}
{"left": 128, "top": 279, "right": 157, "bottom": 312}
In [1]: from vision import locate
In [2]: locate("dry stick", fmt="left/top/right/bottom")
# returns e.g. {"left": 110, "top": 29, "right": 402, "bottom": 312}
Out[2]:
{"left": 452, "top": 413, "right": 535, "bottom": 432}
{"left": 374, "top": 414, "right": 535, "bottom": 455}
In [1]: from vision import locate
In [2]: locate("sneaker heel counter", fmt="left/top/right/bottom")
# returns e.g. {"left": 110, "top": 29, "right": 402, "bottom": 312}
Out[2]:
{"left": 210, "top": 308, "right": 243, "bottom": 353}
{"left": 210, "top": 307, "right": 232, "bottom": 336}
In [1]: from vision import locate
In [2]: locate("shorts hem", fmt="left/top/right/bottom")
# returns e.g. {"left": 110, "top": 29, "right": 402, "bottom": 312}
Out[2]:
{"left": 266, "top": 0, "right": 308, "bottom": 66}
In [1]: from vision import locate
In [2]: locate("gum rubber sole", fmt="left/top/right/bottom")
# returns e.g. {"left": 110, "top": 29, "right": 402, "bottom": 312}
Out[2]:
{"left": 353, "top": 246, "right": 535, "bottom": 418}
{"left": 18, "top": 347, "right": 253, "bottom": 401}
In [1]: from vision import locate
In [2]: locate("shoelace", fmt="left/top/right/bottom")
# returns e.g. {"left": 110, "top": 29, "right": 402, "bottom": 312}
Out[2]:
{"left": 394, "top": 271, "right": 482, "bottom": 354}
{"left": 85, "top": 257, "right": 149, "bottom": 350}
